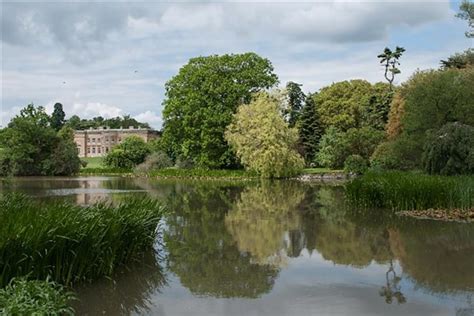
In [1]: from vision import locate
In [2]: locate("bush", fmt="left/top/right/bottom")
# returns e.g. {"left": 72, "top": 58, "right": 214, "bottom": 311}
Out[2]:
{"left": 0, "top": 194, "right": 164, "bottom": 287}
{"left": 0, "top": 278, "right": 75, "bottom": 315}
{"left": 134, "top": 151, "right": 173, "bottom": 173}
{"left": 104, "top": 136, "right": 150, "bottom": 169}
{"left": 175, "top": 157, "right": 195, "bottom": 169}
{"left": 370, "top": 137, "right": 421, "bottom": 171}
{"left": 422, "top": 122, "right": 474, "bottom": 175}
{"left": 344, "top": 155, "right": 368, "bottom": 175}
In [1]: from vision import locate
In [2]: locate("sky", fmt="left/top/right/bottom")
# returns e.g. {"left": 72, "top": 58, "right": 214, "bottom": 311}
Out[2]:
{"left": 1, "top": 0, "right": 473, "bottom": 129}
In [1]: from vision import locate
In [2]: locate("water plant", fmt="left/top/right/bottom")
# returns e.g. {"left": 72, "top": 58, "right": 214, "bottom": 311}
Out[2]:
{"left": 0, "top": 194, "right": 164, "bottom": 287}
{"left": 345, "top": 171, "right": 474, "bottom": 210}
{"left": 0, "top": 278, "right": 75, "bottom": 315}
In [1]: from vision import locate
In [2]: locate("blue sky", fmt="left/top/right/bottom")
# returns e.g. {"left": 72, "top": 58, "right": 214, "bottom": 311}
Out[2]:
{"left": 1, "top": 0, "right": 472, "bottom": 128}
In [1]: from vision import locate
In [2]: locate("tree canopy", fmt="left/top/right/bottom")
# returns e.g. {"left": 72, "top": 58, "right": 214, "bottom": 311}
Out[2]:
{"left": 161, "top": 53, "right": 278, "bottom": 169}
{"left": 225, "top": 92, "right": 304, "bottom": 178}
{"left": 66, "top": 115, "right": 150, "bottom": 130}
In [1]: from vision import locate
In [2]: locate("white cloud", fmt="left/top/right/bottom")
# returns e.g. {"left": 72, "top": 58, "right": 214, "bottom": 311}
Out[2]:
{"left": 134, "top": 110, "right": 162, "bottom": 127}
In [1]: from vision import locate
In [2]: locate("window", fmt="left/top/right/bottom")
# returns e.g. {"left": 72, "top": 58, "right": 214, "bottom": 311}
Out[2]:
{"left": 106, "top": 147, "right": 109, "bottom": 153}
{"left": 92, "top": 147, "right": 96, "bottom": 154}
{"left": 98, "top": 147, "right": 101, "bottom": 154}
{"left": 87, "top": 138, "right": 91, "bottom": 143}
{"left": 111, "top": 137, "right": 115, "bottom": 142}
{"left": 87, "top": 147, "right": 91, "bottom": 154}
{"left": 105, "top": 137, "right": 109, "bottom": 142}
{"left": 92, "top": 138, "right": 96, "bottom": 143}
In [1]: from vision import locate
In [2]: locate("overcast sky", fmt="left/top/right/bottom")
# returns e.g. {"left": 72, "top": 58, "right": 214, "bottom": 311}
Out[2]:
{"left": 1, "top": 0, "right": 472, "bottom": 128}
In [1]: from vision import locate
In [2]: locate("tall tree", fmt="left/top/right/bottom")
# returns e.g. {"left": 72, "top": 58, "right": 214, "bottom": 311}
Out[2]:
{"left": 377, "top": 46, "right": 405, "bottom": 90}
{"left": 50, "top": 102, "right": 66, "bottom": 131}
{"left": 284, "top": 81, "right": 305, "bottom": 127}
{"left": 161, "top": 53, "right": 278, "bottom": 168}
{"left": 440, "top": 49, "right": 474, "bottom": 69}
{"left": 298, "top": 93, "right": 323, "bottom": 164}
{"left": 456, "top": 0, "right": 474, "bottom": 38}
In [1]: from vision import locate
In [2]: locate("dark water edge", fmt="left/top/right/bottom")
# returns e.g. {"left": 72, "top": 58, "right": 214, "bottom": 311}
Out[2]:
{"left": 1, "top": 176, "right": 473, "bottom": 316}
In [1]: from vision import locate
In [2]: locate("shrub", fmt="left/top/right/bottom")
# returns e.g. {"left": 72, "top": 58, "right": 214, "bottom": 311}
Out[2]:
{"left": 104, "top": 136, "right": 150, "bottom": 169}
{"left": 0, "top": 194, "right": 164, "bottom": 287}
{"left": 134, "top": 151, "right": 173, "bottom": 173}
{"left": 175, "top": 157, "right": 195, "bottom": 169}
{"left": 0, "top": 278, "right": 75, "bottom": 315}
{"left": 344, "top": 155, "right": 368, "bottom": 175}
{"left": 422, "top": 122, "right": 474, "bottom": 175}
{"left": 370, "top": 137, "right": 421, "bottom": 171}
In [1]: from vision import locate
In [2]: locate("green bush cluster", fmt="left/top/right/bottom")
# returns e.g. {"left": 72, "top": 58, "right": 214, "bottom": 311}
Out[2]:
{"left": 104, "top": 136, "right": 150, "bottom": 169}
{"left": 134, "top": 151, "right": 173, "bottom": 173}
{"left": 344, "top": 155, "right": 368, "bottom": 175}
{"left": 0, "top": 194, "right": 164, "bottom": 287}
{"left": 0, "top": 278, "right": 75, "bottom": 315}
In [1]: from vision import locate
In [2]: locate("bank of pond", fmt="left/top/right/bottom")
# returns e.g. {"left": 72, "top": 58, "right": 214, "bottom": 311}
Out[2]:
{"left": 0, "top": 172, "right": 473, "bottom": 314}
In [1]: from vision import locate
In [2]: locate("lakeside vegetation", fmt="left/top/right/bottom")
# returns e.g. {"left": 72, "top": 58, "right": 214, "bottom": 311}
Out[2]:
{"left": 0, "top": 194, "right": 164, "bottom": 287}
{"left": 346, "top": 172, "right": 474, "bottom": 211}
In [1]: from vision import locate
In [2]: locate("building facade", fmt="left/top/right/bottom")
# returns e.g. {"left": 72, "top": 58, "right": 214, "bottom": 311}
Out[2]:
{"left": 74, "top": 127, "right": 160, "bottom": 158}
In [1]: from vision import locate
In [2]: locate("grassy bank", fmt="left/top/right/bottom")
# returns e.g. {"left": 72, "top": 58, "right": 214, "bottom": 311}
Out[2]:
{"left": 81, "top": 157, "right": 104, "bottom": 169}
{"left": 144, "top": 168, "right": 257, "bottom": 179}
{"left": 0, "top": 194, "right": 164, "bottom": 288}
{"left": 346, "top": 171, "right": 474, "bottom": 211}
{"left": 79, "top": 167, "right": 132, "bottom": 175}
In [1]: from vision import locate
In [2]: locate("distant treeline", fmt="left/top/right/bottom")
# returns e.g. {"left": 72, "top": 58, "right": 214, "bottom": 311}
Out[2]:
{"left": 66, "top": 114, "right": 151, "bottom": 130}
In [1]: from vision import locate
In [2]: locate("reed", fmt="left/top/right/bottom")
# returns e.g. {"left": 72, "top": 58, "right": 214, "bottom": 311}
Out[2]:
{"left": 345, "top": 171, "right": 474, "bottom": 211}
{"left": 0, "top": 194, "right": 164, "bottom": 287}
{"left": 0, "top": 278, "right": 75, "bottom": 315}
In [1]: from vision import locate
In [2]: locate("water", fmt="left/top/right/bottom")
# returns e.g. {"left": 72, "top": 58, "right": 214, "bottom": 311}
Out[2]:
{"left": 1, "top": 177, "right": 473, "bottom": 316}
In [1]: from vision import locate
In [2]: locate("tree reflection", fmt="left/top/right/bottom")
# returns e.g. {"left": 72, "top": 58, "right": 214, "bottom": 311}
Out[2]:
{"left": 379, "top": 260, "right": 406, "bottom": 304}
{"left": 164, "top": 182, "right": 280, "bottom": 298}
{"left": 225, "top": 181, "right": 306, "bottom": 265}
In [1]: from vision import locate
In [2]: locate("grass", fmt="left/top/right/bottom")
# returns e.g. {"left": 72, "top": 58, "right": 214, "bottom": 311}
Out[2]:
{"left": 79, "top": 167, "right": 132, "bottom": 175}
{"left": 0, "top": 278, "right": 75, "bottom": 315}
{"left": 346, "top": 171, "right": 474, "bottom": 211}
{"left": 146, "top": 167, "right": 258, "bottom": 179}
{"left": 0, "top": 194, "right": 164, "bottom": 288}
{"left": 81, "top": 157, "right": 104, "bottom": 169}
{"left": 301, "top": 168, "right": 343, "bottom": 174}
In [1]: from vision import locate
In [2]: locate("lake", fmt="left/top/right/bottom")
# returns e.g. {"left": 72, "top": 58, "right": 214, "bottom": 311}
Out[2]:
{"left": 1, "top": 176, "right": 473, "bottom": 316}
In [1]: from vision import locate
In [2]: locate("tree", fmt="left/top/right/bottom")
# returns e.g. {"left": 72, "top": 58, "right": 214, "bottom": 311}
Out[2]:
{"left": 284, "top": 81, "right": 305, "bottom": 127}
{"left": 0, "top": 104, "right": 80, "bottom": 176}
{"left": 422, "top": 122, "right": 474, "bottom": 175}
{"left": 161, "top": 53, "right": 278, "bottom": 169}
{"left": 225, "top": 92, "right": 304, "bottom": 178}
{"left": 314, "top": 80, "right": 391, "bottom": 132}
{"left": 440, "top": 49, "right": 474, "bottom": 69}
{"left": 104, "top": 136, "right": 150, "bottom": 169}
{"left": 456, "top": 0, "right": 474, "bottom": 38}
{"left": 50, "top": 103, "right": 66, "bottom": 131}
{"left": 298, "top": 93, "right": 324, "bottom": 164}
{"left": 377, "top": 46, "right": 405, "bottom": 90}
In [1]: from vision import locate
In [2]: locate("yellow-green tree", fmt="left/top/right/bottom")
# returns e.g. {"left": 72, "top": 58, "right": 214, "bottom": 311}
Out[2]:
{"left": 225, "top": 92, "right": 304, "bottom": 178}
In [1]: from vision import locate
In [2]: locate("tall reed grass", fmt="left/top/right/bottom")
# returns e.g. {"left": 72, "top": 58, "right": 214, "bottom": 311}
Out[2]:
{"left": 0, "top": 194, "right": 164, "bottom": 288}
{"left": 345, "top": 172, "right": 474, "bottom": 210}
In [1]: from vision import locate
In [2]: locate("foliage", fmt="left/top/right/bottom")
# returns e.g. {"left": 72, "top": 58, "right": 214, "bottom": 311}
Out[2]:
{"left": 104, "top": 136, "right": 150, "bottom": 169}
{"left": 0, "top": 194, "right": 164, "bottom": 287}
{"left": 50, "top": 103, "right": 65, "bottom": 131}
{"left": 79, "top": 167, "right": 132, "bottom": 174}
{"left": 225, "top": 93, "right": 304, "bottom": 178}
{"left": 298, "top": 93, "right": 324, "bottom": 164}
{"left": 283, "top": 81, "right": 305, "bottom": 127}
{"left": 440, "top": 49, "right": 474, "bottom": 69}
{"left": 66, "top": 114, "right": 150, "bottom": 130}
{"left": 344, "top": 154, "right": 368, "bottom": 175}
{"left": 175, "top": 157, "right": 195, "bottom": 169}
{"left": 0, "top": 278, "right": 75, "bottom": 315}
{"left": 314, "top": 80, "right": 392, "bottom": 131}
{"left": 346, "top": 171, "right": 474, "bottom": 210}
{"left": 370, "top": 137, "right": 420, "bottom": 171}
{"left": 316, "top": 126, "right": 384, "bottom": 169}
{"left": 134, "top": 151, "right": 173, "bottom": 173}
{"left": 0, "top": 104, "right": 81, "bottom": 176}
{"left": 377, "top": 46, "right": 405, "bottom": 89}
{"left": 385, "top": 92, "right": 405, "bottom": 139}
{"left": 456, "top": 0, "right": 474, "bottom": 38}
{"left": 147, "top": 168, "right": 255, "bottom": 179}
{"left": 422, "top": 122, "right": 474, "bottom": 175}
{"left": 161, "top": 53, "right": 278, "bottom": 169}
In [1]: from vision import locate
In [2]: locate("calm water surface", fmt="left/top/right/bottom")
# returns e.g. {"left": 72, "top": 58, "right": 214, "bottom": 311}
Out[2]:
{"left": 1, "top": 177, "right": 473, "bottom": 316}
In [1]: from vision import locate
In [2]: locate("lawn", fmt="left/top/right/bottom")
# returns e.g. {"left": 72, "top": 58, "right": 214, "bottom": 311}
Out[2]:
{"left": 302, "top": 168, "right": 344, "bottom": 174}
{"left": 81, "top": 157, "right": 104, "bottom": 169}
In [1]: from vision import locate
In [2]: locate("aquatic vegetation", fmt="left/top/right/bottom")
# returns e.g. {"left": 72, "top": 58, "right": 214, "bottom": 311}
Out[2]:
{"left": 0, "top": 278, "right": 75, "bottom": 315}
{"left": 346, "top": 171, "right": 474, "bottom": 210}
{"left": 0, "top": 194, "right": 164, "bottom": 287}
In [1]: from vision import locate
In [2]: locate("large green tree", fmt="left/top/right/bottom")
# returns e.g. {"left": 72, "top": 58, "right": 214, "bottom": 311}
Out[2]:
{"left": 314, "top": 80, "right": 392, "bottom": 132}
{"left": 0, "top": 104, "right": 80, "bottom": 176}
{"left": 298, "top": 93, "right": 323, "bottom": 164}
{"left": 104, "top": 136, "right": 150, "bottom": 169}
{"left": 284, "top": 81, "right": 305, "bottom": 127}
{"left": 225, "top": 92, "right": 304, "bottom": 178}
{"left": 161, "top": 53, "right": 278, "bottom": 168}
{"left": 456, "top": 0, "right": 474, "bottom": 38}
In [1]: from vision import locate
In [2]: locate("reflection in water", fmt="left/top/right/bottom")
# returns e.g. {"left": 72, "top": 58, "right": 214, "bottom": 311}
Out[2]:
{"left": 2, "top": 176, "right": 474, "bottom": 314}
